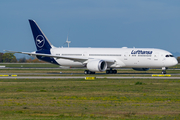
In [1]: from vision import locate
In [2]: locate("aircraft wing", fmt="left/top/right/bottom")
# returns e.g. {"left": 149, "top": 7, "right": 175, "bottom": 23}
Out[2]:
{"left": 4, "top": 50, "right": 115, "bottom": 63}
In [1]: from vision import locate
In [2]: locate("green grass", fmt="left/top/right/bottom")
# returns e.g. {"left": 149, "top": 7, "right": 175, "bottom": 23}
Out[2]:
{"left": 0, "top": 78, "right": 180, "bottom": 119}
{"left": 0, "top": 63, "right": 180, "bottom": 119}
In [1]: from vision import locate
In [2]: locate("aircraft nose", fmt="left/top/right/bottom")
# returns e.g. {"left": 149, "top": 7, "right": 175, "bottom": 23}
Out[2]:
{"left": 172, "top": 58, "right": 178, "bottom": 66}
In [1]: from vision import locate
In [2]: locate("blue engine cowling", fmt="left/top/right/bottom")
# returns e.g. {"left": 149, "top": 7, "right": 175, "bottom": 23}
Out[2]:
{"left": 132, "top": 68, "right": 149, "bottom": 71}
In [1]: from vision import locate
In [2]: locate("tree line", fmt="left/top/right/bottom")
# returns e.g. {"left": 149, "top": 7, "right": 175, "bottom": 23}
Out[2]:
{"left": 0, "top": 53, "right": 45, "bottom": 63}
{"left": 177, "top": 57, "right": 180, "bottom": 63}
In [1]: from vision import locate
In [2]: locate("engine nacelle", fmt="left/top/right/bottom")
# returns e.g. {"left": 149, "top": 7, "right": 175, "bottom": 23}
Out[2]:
{"left": 132, "top": 68, "right": 149, "bottom": 71}
{"left": 87, "top": 60, "right": 107, "bottom": 72}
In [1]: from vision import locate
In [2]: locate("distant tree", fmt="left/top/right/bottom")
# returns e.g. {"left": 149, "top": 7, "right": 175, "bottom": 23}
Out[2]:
{"left": 11, "top": 57, "right": 17, "bottom": 63}
{"left": 25, "top": 58, "right": 47, "bottom": 63}
{"left": 2, "top": 53, "right": 17, "bottom": 63}
{"left": 0, "top": 53, "right": 4, "bottom": 62}
{"left": 26, "top": 58, "right": 33, "bottom": 63}
{"left": 32, "top": 58, "right": 42, "bottom": 63}
{"left": 18, "top": 57, "right": 27, "bottom": 63}
{"left": 177, "top": 57, "right": 180, "bottom": 63}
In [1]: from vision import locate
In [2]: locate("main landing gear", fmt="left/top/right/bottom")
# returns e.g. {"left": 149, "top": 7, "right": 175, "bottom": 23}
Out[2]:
{"left": 162, "top": 67, "right": 167, "bottom": 74}
{"left": 106, "top": 68, "right": 117, "bottom": 74}
{"left": 84, "top": 70, "right": 95, "bottom": 74}
{"left": 84, "top": 68, "right": 117, "bottom": 74}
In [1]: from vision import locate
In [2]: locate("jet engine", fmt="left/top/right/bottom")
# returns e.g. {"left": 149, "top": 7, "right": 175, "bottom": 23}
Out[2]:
{"left": 132, "top": 68, "right": 149, "bottom": 71}
{"left": 87, "top": 60, "right": 107, "bottom": 72}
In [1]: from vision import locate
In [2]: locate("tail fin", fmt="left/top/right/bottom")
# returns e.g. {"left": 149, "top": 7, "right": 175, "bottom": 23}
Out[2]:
{"left": 29, "top": 19, "right": 53, "bottom": 50}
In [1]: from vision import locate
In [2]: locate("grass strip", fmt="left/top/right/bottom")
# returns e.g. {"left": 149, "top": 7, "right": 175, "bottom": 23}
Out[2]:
{"left": 0, "top": 78, "right": 180, "bottom": 119}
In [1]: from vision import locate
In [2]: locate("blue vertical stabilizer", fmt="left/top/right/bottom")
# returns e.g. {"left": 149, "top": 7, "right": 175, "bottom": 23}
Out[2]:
{"left": 29, "top": 20, "right": 58, "bottom": 65}
{"left": 29, "top": 19, "right": 52, "bottom": 50}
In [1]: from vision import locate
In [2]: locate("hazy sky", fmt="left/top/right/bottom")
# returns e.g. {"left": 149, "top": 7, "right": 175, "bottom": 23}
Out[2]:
{"left": 1, "top": 0, "right": 180, "bottom": 53}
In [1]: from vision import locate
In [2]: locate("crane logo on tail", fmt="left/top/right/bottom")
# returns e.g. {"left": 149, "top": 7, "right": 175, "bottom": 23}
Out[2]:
{"left": 36, "top": 35, "right": 45, "bottom": 48}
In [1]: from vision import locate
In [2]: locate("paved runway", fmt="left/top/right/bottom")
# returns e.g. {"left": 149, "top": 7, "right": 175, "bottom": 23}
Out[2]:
{"left": 0, "top": 76, "right": 180, "bottom": 79}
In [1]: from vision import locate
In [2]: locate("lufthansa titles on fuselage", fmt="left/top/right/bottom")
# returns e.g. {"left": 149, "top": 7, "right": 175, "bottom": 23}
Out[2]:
{"left": 131, "top": 50, "right": 153, "bottom": 54}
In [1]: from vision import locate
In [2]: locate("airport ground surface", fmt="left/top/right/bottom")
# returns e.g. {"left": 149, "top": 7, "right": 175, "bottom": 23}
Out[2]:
{"left": 0, "top": 63, "right": 180, "bottom": 119}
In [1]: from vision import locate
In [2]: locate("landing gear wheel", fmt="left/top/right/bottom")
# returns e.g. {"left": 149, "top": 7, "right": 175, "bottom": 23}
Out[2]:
{"left": 106, "top": 70, "right": 110, "bottom": 74}
{"left": 106, "top": 69, "right": 117, "bottom": 74}
{"left": 162, "top": 70, "right": 166, "bottom": 74}
{"left": 84, "top": 70, "right": 96, "bottom": 74}
{"left": 84, "top": 70, "right": 88, "bottom": 74}
{"left": 113, "top": 70, "right": 117, "bottom": 74}
{"left": 89, "top": 71, "right": 95, "bottom": 74}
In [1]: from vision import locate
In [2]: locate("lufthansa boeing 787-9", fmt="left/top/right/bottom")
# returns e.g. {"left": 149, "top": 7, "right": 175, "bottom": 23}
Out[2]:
{"left": 5, "top": 20, "right": 178, "bottom": 74}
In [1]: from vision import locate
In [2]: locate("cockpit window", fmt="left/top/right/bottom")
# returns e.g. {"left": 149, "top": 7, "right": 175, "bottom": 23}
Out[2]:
{"left": 169, "top": 55, "right": 174, "bottom": 57}
{"left": 165, "top": 54, "right": 174, "bottom": 57}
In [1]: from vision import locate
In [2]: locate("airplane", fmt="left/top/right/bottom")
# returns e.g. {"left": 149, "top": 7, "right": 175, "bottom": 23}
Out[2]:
{"left": 5, "top": 19, "right": 178, "bottom": 74}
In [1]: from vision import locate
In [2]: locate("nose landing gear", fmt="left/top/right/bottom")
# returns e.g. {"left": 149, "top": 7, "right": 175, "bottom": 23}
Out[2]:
{"left": 162, "top": 67, "right": 167, "bottom": 74}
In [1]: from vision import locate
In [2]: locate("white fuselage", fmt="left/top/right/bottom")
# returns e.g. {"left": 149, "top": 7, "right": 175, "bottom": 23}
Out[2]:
{"left": 50, "top": 47, "right": 178, "bottom": 68}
